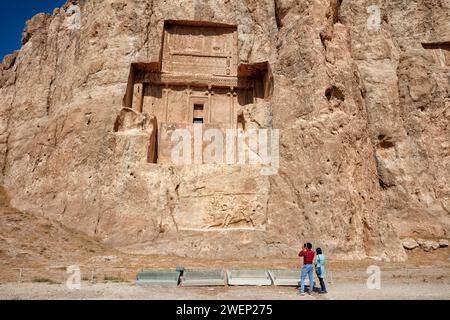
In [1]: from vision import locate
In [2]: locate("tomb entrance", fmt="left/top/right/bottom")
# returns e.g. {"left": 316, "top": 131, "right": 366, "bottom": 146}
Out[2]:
{"left": 116, "top": 20, "right": 273, "bottom": 165}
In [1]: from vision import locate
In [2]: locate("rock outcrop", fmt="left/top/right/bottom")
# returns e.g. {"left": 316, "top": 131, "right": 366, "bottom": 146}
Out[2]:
{"left": 1, "top": 0, "right": 448, "bottom": 261}
{"left": 439, "top": 239, "right": 449, "bottom": 248}
{"left": 402, "top": 238, "right": 419, "bottom": 250}
{"left": 417, "top": 239, "right": 440, "bottom": 252}
{"left": 402, "top": 237, "right": 448, "bottom": 252}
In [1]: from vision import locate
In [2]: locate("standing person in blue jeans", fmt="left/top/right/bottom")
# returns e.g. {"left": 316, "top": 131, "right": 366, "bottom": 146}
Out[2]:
{"left": 314, "top": 247, "right": 327, "bottom": 294}
{"left": 298, "top": 242, "right": 315, "bottom": 295}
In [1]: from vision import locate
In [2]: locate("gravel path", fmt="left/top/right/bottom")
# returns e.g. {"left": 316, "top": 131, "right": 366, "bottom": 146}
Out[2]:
{"left": 1, "top": 277, "right": 449, "bottom": 300}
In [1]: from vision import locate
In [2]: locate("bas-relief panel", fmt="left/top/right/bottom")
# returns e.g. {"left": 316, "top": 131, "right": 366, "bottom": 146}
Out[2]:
{"left": 115, "top": 21, "right": 272, "bottom": 231}
{"left": 162, "top": 24, "right": 238, "bottom": 76}
{"left": 175, "top": 193, "right": 267, "bottom": 230}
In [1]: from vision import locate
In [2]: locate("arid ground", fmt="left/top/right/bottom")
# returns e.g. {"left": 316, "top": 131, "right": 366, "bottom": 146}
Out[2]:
{"left": 1, "top": 248, "right": 448, "bottom": 300}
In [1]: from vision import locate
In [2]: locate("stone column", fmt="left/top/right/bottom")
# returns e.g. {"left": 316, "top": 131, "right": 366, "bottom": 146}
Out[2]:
{"left": 208, "top": 85, "right": 213, "bottom": 124}
{"left": 186, "top": 85, "right": 191, "bottom": 124}
{"left": 163, "top": 84, "right": 169, "bottom": 122}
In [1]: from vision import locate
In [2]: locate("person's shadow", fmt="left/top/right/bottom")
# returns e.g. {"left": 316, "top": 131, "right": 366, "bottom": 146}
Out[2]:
{"left": 296, "top": 281, "right": 321, "bottom": 293}
{"left": 312, "top": 283, "right": 322, "bottom": 293}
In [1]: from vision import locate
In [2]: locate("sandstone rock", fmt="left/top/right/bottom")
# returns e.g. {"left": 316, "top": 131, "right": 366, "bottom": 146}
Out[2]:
{"left": 431, "top": 241, "right": 440, "bottom": 250}
{"left": 417, "top": 239, "right": 440, "bottom": 252}
{"left": 21, "top": 13, "right": 50, "bottom": 45}
{"left": 1, "top": 52, "right": 18, "bottom": 71}
{"left": 2, "top": 0, "right": 448, "bottom": 262}
{"left": 438, "top": 239, "right": 448, "bottom": 248}
{"left": 340, "top": 0, "right": 450, "bottom": 240}
{"left": 402, "top": 238, "right": 419, "bottom": 250}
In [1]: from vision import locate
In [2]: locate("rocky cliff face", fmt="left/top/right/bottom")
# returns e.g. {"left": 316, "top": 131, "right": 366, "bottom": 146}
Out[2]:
{"left": 340, "top": 0, "right": 450, "bottom": 241}
{"left": 0, "top": 0, "right": 448, "bottom": 261}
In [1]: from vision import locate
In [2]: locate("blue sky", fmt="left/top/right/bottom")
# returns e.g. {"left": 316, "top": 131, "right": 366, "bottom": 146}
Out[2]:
{"left": 0, "top": 1, "right": 66, "bottom": 59}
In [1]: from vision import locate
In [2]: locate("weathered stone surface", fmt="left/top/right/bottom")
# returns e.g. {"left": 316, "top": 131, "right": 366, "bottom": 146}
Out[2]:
{"left": 88, "top": 255, "right": 119, "bottom": 263}
{"left": 402, "top": 238, "right": 419, "bottom": 250}
{"left": 438, "top": 239, "right": 449, "bottom": 248}
{"left": 1, "top": 0, "right": 448, "bottom": 261}
{"left": 417, "top": 239, "right": 440, "bottom": 252}
{"left": 1, "top": 53, "right": 18, "bottom": 71}
{"left": 431, "top": 241, "right": 440, "bottom": 251}
{"left": 340, "top": 0, "right": 450, "bottom": 240}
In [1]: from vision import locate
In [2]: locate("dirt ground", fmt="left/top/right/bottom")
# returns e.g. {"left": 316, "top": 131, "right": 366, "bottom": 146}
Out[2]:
{"left": 0, "top": 273, "right": 449, "bottom": 300}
